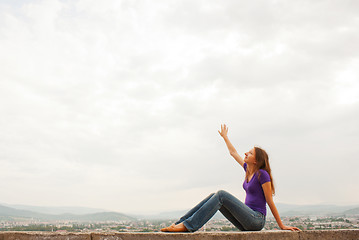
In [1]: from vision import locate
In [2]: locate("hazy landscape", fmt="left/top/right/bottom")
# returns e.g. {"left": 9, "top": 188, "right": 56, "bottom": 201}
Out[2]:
{"left": 1, "top": 203, "right": 358, "bottom": 222}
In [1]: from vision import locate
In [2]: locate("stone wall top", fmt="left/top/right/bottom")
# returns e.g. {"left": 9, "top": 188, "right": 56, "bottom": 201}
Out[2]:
{"left": 0, "top": 230, "right": 358, "bottom": 240}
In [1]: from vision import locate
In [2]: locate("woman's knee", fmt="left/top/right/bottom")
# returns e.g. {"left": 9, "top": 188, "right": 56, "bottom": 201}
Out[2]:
{"left": 216, "top": 190, "right": 230, "bottom": 198}
{"left": 216, "top": 190, "right": 238, "bottom": 204}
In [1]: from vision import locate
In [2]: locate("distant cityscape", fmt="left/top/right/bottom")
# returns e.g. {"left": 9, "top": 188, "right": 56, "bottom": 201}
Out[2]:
{"left": 0, "top": 216, "right": 358, "bottom": 232}
{"left": 0, "top": 203, "right": 358, "bottom": 232}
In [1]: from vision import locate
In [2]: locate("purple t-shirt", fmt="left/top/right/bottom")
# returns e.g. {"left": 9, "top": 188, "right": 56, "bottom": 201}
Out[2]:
{"left": 243, "top": 163, "right": 271, "bottom": 216}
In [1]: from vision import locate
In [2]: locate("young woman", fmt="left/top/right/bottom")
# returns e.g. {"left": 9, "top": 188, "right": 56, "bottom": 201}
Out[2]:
{"left": 161, "top": 124, "right": 300, "bottom": 232}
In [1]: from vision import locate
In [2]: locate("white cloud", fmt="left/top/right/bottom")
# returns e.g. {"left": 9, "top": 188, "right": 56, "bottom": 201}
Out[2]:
{"left": 0, "top": 0, "right": 358, "bottom": 213}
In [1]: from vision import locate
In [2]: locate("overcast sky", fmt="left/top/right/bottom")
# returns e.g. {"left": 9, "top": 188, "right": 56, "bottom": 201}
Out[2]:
{"left": 0, "top": 0, "right": 358, "bottom": 215}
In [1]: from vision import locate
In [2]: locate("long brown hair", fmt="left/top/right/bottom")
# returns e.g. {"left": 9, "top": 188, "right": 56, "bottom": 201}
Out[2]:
{"left": 246, "top": 146, "right": 275, "bottom": 195}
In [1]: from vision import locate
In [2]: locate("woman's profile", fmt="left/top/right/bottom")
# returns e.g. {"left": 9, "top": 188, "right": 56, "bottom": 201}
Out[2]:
{"left": 161, "top": 124, "right": 300, "bottom": 232}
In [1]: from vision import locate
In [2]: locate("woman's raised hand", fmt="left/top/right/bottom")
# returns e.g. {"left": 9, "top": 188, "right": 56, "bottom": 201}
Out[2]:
{"left": 218, "top": 124, "right": 229, "bottom": 138}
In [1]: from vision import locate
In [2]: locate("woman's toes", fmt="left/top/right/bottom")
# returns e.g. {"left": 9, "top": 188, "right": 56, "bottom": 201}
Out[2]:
{"left": 168, "top": 223, "right": 188, "bottom": 232}
{"left": 161, "top": 223, "right": 188, "bottom": 233}
{"left": 160, "top": 223, "right": 175, "bottom": 232}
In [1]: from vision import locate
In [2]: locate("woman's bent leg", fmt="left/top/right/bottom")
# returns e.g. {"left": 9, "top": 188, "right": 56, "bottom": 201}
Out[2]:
{"left": 175, "top": 193, "right": 215, "bottom": 225}
{"left": 181, "top": 192, "right": 225, "bottom": 232}
{"left": 169, "top": 190, "right": 264, "bottom": 232}
{"left": 219, "top": 206, "right": 245, "bottom": 231}
{"left": 217, "top": 190, "right": 265, "bottom": 231}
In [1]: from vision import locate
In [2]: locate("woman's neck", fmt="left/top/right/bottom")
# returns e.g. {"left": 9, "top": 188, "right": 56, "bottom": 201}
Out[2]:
{"left": 246, "top": 163, "right": 256, "bottom": 175}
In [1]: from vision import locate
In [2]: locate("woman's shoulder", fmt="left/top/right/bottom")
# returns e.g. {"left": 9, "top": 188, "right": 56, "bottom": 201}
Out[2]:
{"left": 257, "top": 168, "right": 271, "bottom": 183}
{"left": 258, "top": 168, "right": 269, "bottom": 175}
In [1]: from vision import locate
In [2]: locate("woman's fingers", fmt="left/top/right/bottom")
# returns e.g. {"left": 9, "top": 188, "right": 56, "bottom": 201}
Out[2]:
{"left": 223, "top": 124, "right": 228, "bottom": 134}
{"left": 219, "top": 124, "right": 229, "bottom": 137}
{"left": 285, "top": 226, "right": 301, "bottom": 231}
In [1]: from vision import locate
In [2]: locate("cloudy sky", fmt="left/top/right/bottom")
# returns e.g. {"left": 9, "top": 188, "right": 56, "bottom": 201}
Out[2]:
{"left": 0, "top": 0, "right": 358, "bottom": 215}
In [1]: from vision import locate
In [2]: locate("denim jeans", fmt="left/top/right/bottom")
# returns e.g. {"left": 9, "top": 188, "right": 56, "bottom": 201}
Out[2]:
{"left": 175, "top": 190, "right": 265, "bottom": 232}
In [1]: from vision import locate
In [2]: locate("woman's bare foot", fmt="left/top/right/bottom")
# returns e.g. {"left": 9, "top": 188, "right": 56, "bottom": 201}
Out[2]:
{"left": 160, "top": 223, "right": 175, "bottom": 232}
{"left": 161, "top": 223, "right": 188, "bottom": 232}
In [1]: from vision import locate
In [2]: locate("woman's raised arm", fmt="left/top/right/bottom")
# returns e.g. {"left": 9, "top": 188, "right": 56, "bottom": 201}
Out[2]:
{"left": 218, "top": 124, "right": 245, "bottom": 167}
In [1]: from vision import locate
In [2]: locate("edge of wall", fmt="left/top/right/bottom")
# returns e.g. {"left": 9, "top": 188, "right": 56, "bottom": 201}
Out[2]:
{"left": 0, "top": 229, "right": 358, "bottom": 240}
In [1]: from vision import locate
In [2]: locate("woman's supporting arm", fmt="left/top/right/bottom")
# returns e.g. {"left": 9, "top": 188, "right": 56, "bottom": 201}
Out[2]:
{"left": 218, "top": 124, "right": 244, "bottom": 167}
{"left": 262, "top": 182, "right": 301, "bottom": 231}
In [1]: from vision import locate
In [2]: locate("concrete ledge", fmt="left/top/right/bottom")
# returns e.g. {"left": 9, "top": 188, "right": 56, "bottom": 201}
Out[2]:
{"left": 0, "top": 232, "right": 90, "bottom": 240}
{"left": 0, "top": 230, "right": 358, "bottom": 240}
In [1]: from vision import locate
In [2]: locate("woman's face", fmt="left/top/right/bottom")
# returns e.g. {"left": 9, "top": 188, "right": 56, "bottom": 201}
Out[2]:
{"left": 244, "top": 148, "right": 256, "bottom": 165}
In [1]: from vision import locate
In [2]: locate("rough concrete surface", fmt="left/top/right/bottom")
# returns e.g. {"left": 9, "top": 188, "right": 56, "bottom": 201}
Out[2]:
{"left": 0, "top": 230, "right": 358, "bottom": 240}
{"left": 0, "top": 232, "right": 90, "bottom": 240}
{"left": 92, "top": 230, "right": 359, "bottom": 240}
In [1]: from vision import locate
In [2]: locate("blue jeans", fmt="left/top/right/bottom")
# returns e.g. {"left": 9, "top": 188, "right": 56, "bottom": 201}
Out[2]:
{"left": 176, "top": 190, "right": 265, "bottom": 232}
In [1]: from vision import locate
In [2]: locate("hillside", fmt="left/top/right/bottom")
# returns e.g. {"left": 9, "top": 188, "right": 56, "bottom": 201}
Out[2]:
{"left": 0, "top": 205, "right": 135, "bottom": 222}
{"left": 270, "top": 203, "right": 359, "bottom": 217}
{"left": 343, "top": 207, "right": 359, "bottom": 215}
{"left": 0, "top": 203, "right": 107, "bottom": 215}
{"left": 1, "top": 203, "right": 358, "bottom": 221}
{"left": 141, "top": 203, "right": 359, "bottom": 219}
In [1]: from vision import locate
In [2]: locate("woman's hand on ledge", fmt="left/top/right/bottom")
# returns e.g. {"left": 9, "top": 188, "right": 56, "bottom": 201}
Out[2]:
{"left": 281, "top": 225, "right": 302, "bottom": 231}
